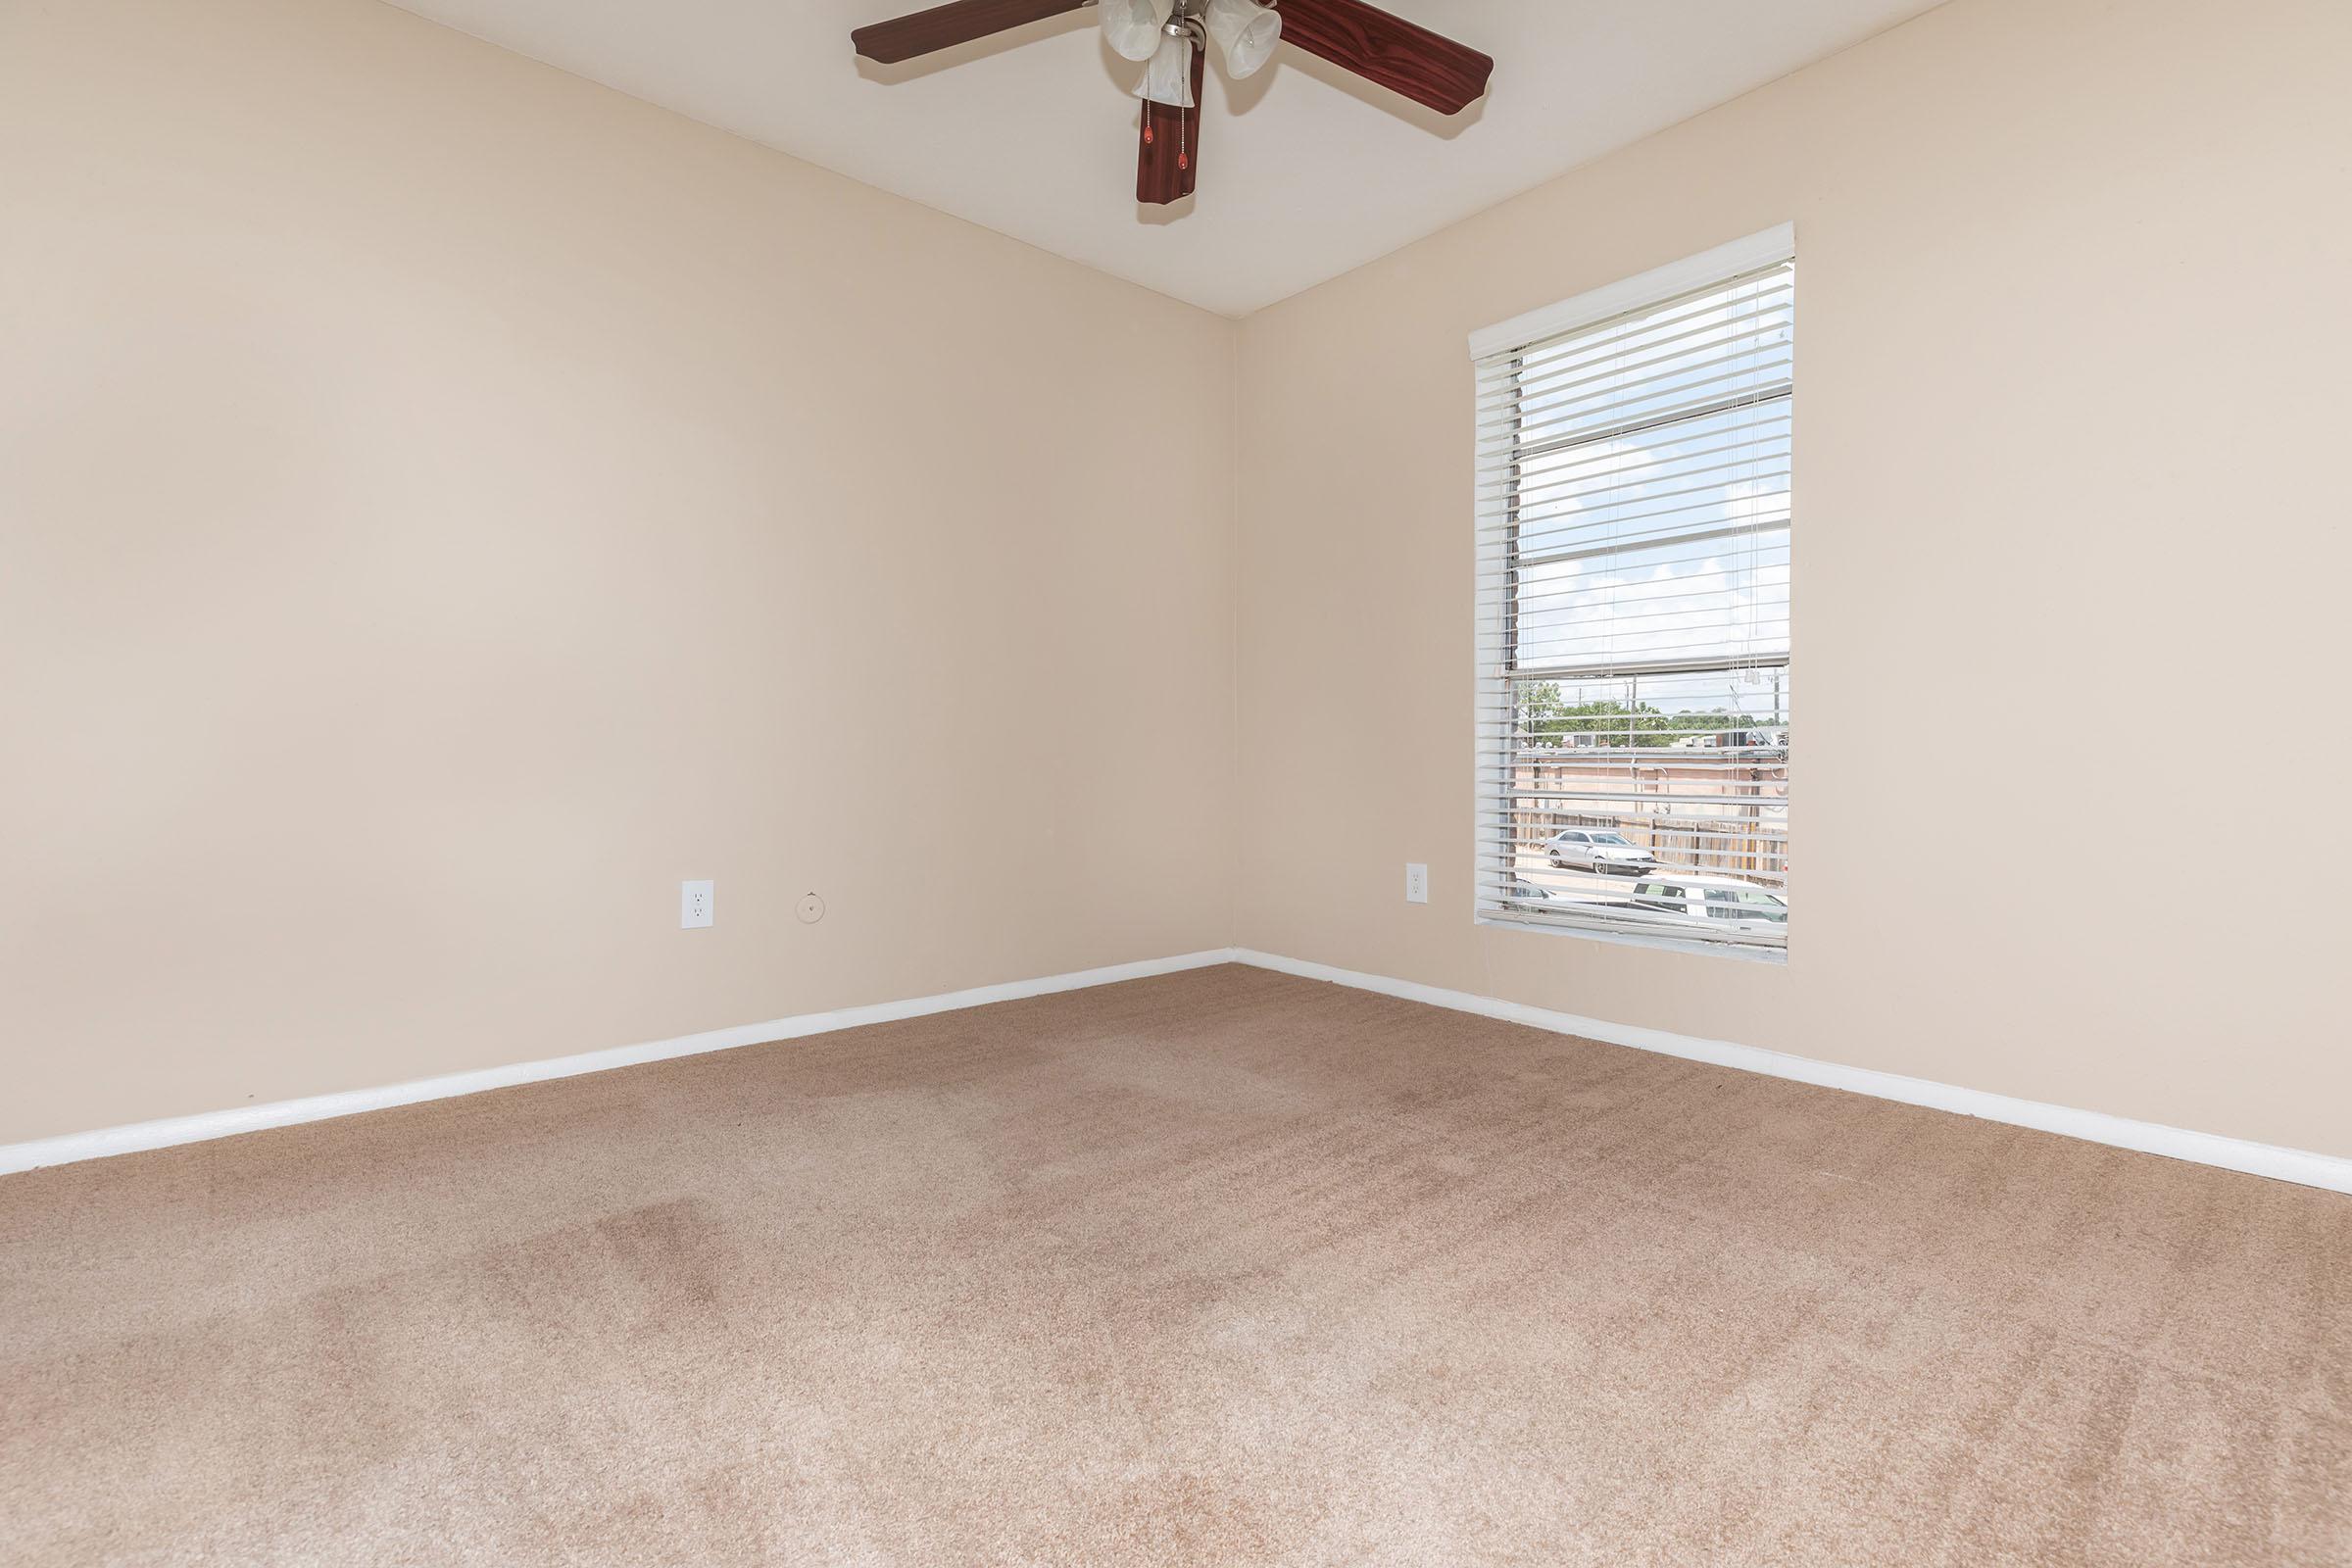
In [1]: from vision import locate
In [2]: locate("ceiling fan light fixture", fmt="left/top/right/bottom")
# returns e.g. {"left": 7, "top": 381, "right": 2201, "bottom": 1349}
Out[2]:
{"left": 850, "top": 0, "right": 1494, "bottom": 208}
{"left": 1133, "top": 31, "right": 1197, "bottom": 109}
{"left": 1100, "top": 0, "right": 1176, "bottom": 63}
{"left": 1203, "top": 0, "right": 1281, "bottom": 79}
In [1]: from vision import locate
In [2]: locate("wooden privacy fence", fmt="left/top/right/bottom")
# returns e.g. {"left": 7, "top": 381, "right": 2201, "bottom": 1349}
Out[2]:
{"left": 1509, "top": 754, "right": 1788, "bottom": 887}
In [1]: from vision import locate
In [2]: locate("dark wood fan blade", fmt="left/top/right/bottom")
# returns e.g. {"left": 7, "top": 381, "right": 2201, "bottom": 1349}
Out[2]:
{"left": 1272, "top": 0, "right": 1493, "bottom": 116}
{"left": 1137, "top": 43, "right": 1208, "bottom": 205}
{"left": 852, "top": 0, "right": 1088, "bottom": 64}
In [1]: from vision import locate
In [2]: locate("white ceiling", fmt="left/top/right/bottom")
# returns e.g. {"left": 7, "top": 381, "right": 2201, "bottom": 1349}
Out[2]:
{"left": 384, "top": 0, "right": 1943, "bottom": 317}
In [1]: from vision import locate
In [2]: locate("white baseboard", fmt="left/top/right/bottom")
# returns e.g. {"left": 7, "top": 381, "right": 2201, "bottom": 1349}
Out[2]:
{"left": 1229, "top": 949, "right": 2352, "bottom": 1197}
{"left": 12, "top": 946, "right": 2347, "bottom": 1198}
{"left": 0, "top": 949, "right": 1239, "bottom": 1177}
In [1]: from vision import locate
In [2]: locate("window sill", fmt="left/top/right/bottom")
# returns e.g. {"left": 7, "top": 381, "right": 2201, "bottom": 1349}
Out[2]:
{"left": 1475, "top": 910, "right": 1788, "bottom": 965}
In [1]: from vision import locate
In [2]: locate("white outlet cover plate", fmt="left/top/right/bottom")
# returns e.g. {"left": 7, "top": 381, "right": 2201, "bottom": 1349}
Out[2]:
{"left": 681, "top": 879, "right": 714, "bottom": 929}
{"left": 1405, "top": 863, "right": 1429, "bottom": 905}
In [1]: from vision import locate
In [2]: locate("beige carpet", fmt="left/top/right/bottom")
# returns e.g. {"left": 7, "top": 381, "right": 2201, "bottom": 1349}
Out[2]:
{"left": 2, "top": 965, "right": 2346, "bottom": 1566}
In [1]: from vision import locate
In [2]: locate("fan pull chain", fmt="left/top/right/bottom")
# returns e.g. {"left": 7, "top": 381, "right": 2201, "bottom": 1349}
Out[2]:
{"left": 1178, "top": 107, "right": 1190, "bottom": 172}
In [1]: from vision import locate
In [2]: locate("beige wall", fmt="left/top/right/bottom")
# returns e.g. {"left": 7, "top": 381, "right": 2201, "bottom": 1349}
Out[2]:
{"left": 0, "top": 0, "right": 1238, "bottom": 1144}
{"left": 1236, "top": 0, "right": 2352, "bottom": 1158}
{"left": 8, "top": 0, "right": 2348, "bottom": 1165}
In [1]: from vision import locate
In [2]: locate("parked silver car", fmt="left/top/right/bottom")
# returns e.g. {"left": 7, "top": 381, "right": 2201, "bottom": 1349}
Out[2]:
{"left": 1544, "top": 828, "right": 1658, "bottom": 874}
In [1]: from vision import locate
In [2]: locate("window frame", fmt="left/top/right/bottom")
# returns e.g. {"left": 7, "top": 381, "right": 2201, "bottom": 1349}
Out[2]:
{"left": 1469, "top": 225, "right": 1796, "bottom": 964}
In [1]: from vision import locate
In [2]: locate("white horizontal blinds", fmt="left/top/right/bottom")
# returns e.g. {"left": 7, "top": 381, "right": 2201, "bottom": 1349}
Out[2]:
{"left": 1473, "top": 250, "right": 1793, "bottom": 955}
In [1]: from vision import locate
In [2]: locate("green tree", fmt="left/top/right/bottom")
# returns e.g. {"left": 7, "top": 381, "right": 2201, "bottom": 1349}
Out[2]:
{"left": 1516, "top": 685, "right": 1767, "bottom": 749}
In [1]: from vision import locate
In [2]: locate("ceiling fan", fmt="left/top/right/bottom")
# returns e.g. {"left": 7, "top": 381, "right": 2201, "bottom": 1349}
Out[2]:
{"left": 851, "top": 0, "right": 1494, "bottom": 206}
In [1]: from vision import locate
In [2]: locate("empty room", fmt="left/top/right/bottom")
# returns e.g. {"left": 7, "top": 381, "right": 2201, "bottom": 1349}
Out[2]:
{"left": 3, "top": 0, "right": 2347, "bottom": 1561}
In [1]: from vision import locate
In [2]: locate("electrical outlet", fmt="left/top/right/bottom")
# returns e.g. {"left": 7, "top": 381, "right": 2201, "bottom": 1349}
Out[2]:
{"left": 1404, "top": 862, "right": 1429, "bottom": 904}
{"left": 680, "top": 879, "right": 714, "bottom": 929}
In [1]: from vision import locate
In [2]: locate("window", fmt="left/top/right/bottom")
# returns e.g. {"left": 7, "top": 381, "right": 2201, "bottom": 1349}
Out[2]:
{"left": 1471, "top": 227, "right": 1793, "bottom": 959}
